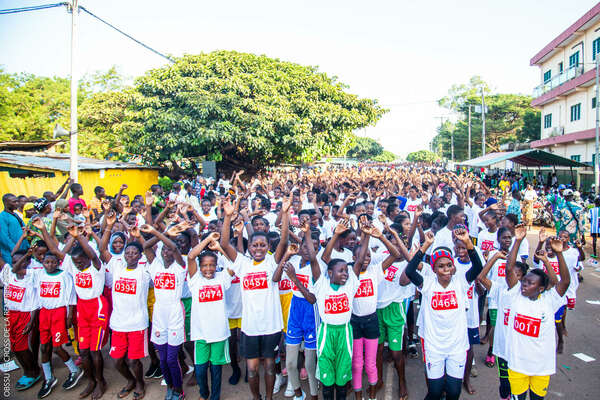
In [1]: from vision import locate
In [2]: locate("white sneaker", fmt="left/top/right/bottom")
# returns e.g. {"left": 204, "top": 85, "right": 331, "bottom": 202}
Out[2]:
{"left": 284, "top": 380, "right": 295, "bottom": 397}
{"left": 293, "top": 391, "right": 306, "bottom": 400}
{"left": 273, "top": 373, "right": 283, "bottom": 394}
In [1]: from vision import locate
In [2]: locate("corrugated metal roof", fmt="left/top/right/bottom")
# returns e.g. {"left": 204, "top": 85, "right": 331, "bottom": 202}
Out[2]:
{"left": 0, "top": 151, "right": 158, "bottom": 172}
{"left": 0, "top": 140, "right": 65, "bottom": 151}
{"left": 457, "top": 149, "right": 588, "bottom": 168}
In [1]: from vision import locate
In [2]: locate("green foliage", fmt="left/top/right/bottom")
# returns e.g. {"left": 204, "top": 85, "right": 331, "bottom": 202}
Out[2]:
{"left": 158, "top": 176, "right": 173, "bottom": 192}
{"left": 125, "top": 51, "right": 386, "bottom": 172}
{"left": 347, "top": 136, "right": 384, "bottom": 160}
{"left": 406, "top": 150, "right": 437, "bottom": 163}
{"left": 433, "top": 77, "right": 540, "bottom": 160}
{"left": 372, "top": 150, "right": 396, "bottom": 162}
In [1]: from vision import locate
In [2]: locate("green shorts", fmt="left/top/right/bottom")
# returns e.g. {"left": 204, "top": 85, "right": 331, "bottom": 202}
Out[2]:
{"left": 194, "top": 339, "right": 230, "bottom": 365}
{"left": 182, "top": 297, "right": 192, "bottom": 342}
{"left": 489, "top": 308, "right": 498, "bottom": 327}
{"left": 377, "top": 300, "right": 408, "bottom": 351}
{"left": 316, "top": 322, "right": 353, "bottom": 387}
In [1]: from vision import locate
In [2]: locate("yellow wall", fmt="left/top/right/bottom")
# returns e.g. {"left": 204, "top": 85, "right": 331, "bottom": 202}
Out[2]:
{"left": 0, "top": 168, "right": 158, "bottom": 210}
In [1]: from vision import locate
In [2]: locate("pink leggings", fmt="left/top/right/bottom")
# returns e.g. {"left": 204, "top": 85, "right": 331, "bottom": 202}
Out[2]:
{"left": 351, "top": 338, "right": 378, "bottom": 390}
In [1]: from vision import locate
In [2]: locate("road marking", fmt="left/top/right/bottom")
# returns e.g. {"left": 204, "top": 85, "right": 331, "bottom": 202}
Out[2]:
{"left": 586, "top": 300, "right": 600, "bottom": 305}
{"left": 590, "top": 273, "right": 600, "bottom": 279}
{"left": 573, "top": 353, "right": 596, "bottom": 362}
{"left": 384, "top": 360, "right": 394, "bottom": 400}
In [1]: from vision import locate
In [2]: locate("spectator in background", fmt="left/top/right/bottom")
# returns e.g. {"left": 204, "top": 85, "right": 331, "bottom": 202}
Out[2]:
{"left": 506, "top": 189, "right": 522, "bottom": 224}
{"left": 523, "top": 184, "right": 537, "bottom": 230}
{"left": 0, "top": 193, "right": 28, "bottom": 264}
{"left": 68, "top": 183, "right": 87, "bottom": 214}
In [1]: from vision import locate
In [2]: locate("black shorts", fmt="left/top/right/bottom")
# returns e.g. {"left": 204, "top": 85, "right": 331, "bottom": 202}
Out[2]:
{"left": 240, "top": 331, "right": 282, "bottom": 359}
{"left": 592, "top": 232, "right": 600, "bottom": 238}
{"left": 350, "top": 312, "right": 380, "bottom": 340}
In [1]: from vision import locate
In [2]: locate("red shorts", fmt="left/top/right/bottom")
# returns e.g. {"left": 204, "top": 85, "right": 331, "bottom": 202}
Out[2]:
{"left": 8, "top": 310, "right": 31, "bottom": 352}
{"left": 39, "top": 306, "right": 69, "bottom": 347}
{"left": 109, "top": 329, "right": 148, "bottom": 360}
{"left": 77, "top": 296, "right": 109, "bottom": 351}
{"left": 567, "top": 297, "right": 576, "bottom": 310}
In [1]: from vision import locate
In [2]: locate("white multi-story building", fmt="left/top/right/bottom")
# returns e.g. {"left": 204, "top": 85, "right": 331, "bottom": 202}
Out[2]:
{"left": 530, "top": 2, "right": 600, "bottom": 167}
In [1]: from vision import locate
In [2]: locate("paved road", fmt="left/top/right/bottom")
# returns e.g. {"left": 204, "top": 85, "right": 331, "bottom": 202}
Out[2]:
{"left": 4, "top": 229, "right": 600, "bottom": 399}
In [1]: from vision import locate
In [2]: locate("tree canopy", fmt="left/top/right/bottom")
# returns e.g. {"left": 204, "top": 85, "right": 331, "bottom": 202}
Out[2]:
{"left": 406, "top": 150, "right": 437, "bottom": 163}
{"left": 346, "top": 136, "right": 384, "bottom": 160}
{"left": 125, "top": 51, "right": 386, "bottom": 172}
{"left": 432, "top": 76, "right": 540, "bottom": 161}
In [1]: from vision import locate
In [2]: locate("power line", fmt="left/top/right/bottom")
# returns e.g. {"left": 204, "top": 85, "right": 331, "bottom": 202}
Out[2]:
{"left": 0, "top": 2, "right": 67, "bottom": 15}
{"left": 79, "top": 5, "right": 174, "bottom": 63}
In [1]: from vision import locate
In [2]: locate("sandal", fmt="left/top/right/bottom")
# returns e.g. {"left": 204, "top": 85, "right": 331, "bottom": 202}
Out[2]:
{"left": 15, "top": 374, "right": 41, "bottom": 391}
{"left": 485, "top": 355, "right": 495, "bottom": 368}
{"left": 133, "top": 390, "right": 145, "bottom": 400}
{"left": 118, "top": 386, "right": 134, "bottom": 399}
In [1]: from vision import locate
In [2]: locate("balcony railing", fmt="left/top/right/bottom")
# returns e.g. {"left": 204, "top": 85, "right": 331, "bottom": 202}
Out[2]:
{"left": 533, "top": 65, "right": 584, "bottom": 98}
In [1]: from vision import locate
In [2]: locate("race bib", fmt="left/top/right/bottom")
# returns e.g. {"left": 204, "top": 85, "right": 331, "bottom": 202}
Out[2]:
{"left": 513, "top": 313, "right": 541, "bottom": 338}
{"left": 198, "top": 284, "right": 223, "bottom": 302}
{"left": 154, "top": 272, "right": 176, "bottom": 290}
{"left": 292, "top": 274, "right": 309, "bottom": 291}
{"left": 243, "top": 271, "right": 268, "bottom": 291}
{"left": 231, "top": 275, "right": 240, "bottom": 284}
{"left": 278, "top": 279, "right": 293, "bottom": 291}
{"left": 550, "top": 262, "right": 559, "bottom": 275}
{"left": 114, "top": 277, "right": 137, "bottom": 295}
{"left": 481, "top": 240, "right": 495, "bottom": 251}
{"left": 384, "top": 266, "right": 398, "bottom": 282}
{"left": 467, "top": 284, "right": 474, "bottom": 300}
{"left": 431, "top": 291, "right": 458, "bottom": 311}
{"left": 355, "top": 279, "right": 374, "bottom": 298}
{"left": 503, "top": 308, "right": 510, "bottom": 326}
{"left": 40, "top": 281, "right": 61, "bottom": 298}
{"left": 406, "top": 204, "right": 418, "bottom": 212}
{"left": 324, "top": 293, "right": 350, "bottom": 314}
{"left": 75, "top": 272, "right": 93, "bottom": 289}
{"left": 6, "top": 284, "right": 25, "bottom": 302}
{"left": 497, "top": 263, "right": 506, "bottom": 277}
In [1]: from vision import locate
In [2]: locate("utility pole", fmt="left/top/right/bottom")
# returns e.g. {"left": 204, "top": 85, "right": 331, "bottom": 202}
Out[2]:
{"left": 594, "top": 53, "right": 600, "bottom": 196}
{"left": 481, "top": 89, "right": 486, "bottom": 156}
{"left": 451, "top": 127, "right": 454, "bottom": 162}
{"left": 70, "top": 0, "right": 79, "bottom": 182}
{"left": 468, "top": 104, "right": 472, "bottom": 159}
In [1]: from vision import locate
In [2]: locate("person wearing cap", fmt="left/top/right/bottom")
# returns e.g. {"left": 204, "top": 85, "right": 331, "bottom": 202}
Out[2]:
{"left": 559, "top": 189, "right": 585, "bottom": 244}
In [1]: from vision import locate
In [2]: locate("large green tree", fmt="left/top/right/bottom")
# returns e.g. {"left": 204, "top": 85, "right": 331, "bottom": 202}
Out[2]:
{"left": 346, "top": 136, "right": 384, "bottom": 160}
{"left": 406, "top": 150, "right": 437, "bottom": 163}
{"left": 433, "top": 77, "right": 540, "bottom": 161}
{"left": 125, "top": 51, "right": 386, "bottom": 172}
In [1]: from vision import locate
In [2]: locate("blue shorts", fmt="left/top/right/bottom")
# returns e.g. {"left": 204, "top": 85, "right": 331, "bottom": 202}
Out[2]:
{"left": 555, "top": 305, "right": 566, "bottom": 323}
{"left": 467, "top": 327, "right": 480, "bottom": 345}
{"left": 286, "top": 295, "right": 318, "bottom": 349}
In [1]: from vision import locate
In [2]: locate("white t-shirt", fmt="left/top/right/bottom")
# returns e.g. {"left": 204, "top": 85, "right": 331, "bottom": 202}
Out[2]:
{"left": 377, "top": 259, "right": 413, "bottom": 309}
{"left": 404, "top": 198, "right": 422, "bottom": 220}
{"left": 148, "top": 258, "right": 187, "bottom": 305}
{"left": 489, "top": 280, "right": 514, "bottom": 360}
{"left": 419, "top": 272, "right": 470, "bottom": 356}
{"left": 64, "top": 256, "right": 106, "bottom": 300}
{"left": 313, "top": 272, "right": 359, "bottom": 325}
{"left": 486, "top": 250, "right": 508, "bottom": 309}
{"left": 431, "top": 226, "right": 454, "bottom": 256}
{"left": 563, "top": 247, "right": 580, "bottom": 299}
{"left": 36, "top": 269, "right": 77, "bottom": 310}
{"left": 353, "top": 262, "right": 384, "bottom": 317}
{"left": 1, "top": 268, "right": 39, "bottom": 312}
{"left": 477, "top": 229, "right": 498, "bottom": 253}
{"left": 109, "top": 260, "right": 151, "bottom": 332}
{"left": 188, "top": 270, "right": 232, "bottom": 342}
{"left": 506, "top": 287, "right": 565, "bottom": 375}
{"left": 456, "top": 259, "right": 479, "bottom": 329}
{"left": 229, "top": 253, "right": 283, "bottom": 336}
{"left": 466, "top": 204, "right": 483, "bottom": 238}
{"left": 288, "top": 255, "right": 315, "bottom": 298}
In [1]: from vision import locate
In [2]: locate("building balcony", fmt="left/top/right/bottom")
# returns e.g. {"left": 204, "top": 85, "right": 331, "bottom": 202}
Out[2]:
{"left": 533, "top": 65, "right": 584, "bottom": 98}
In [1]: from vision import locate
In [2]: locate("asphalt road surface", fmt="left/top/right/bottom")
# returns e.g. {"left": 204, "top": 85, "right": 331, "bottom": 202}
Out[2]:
{"left": 3, "top": 228, "right": 600, "bottom": 399}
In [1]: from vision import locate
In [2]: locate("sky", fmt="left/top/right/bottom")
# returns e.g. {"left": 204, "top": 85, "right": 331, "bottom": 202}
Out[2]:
{"left": 1, "top": 0, "right": 599, "bottom": 158}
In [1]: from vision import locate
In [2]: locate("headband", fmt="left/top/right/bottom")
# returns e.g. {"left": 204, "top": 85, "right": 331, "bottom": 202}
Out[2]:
{"left": 430, "top": 248, "right": 454, "bottom": 267}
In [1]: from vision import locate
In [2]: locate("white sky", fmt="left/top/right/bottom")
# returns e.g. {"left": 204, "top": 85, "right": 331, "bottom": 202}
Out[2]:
{"left": 1, "top": 0, "right": 598, "bottom": 157}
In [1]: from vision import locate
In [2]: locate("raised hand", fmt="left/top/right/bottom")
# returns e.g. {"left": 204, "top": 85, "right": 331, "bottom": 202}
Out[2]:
{"left": 129, "top": 226, "right": 141, "bottom": 238}
{"left": 283, "top": 262, "right": 296, "bottom": 279}
{"left": 139, "top": 224, "right": 154, "bottom": 233}
{"left": 535, "top": 249, "right": 549, "bottom": 262}
{"left": 282, "top": 193, "right": 293, "bottom": 213}
{"left": 538, "top": 228, "right": 548, "bottom": 244}
{"left": 31, "top": 217, "right": 44, "bottom": 230}
{"left": 334, "top": 219, "right": 350, "bottom": 235}
{"left": 67, "top": 224, "right": 79, "bottom": 238}
{"left": 453, "top": 227, "right": 470, "bottom": 245}
{"left": 105, "top": 210, "right": 117, "bottom": 225}
{"left": 120, "top": 184, "right": 128, "bottom": 192}
{"left": 515, "top": 224, "right": 527, "bottom": 240}
{"left": 287, "top": 243, "right": 299, "bottom": 256}
{"left": 549, "top": 237, "right": 564, "bottom": 254}
{"left": 222, "top": 197, "right": 235, "bottom": 217}
{"left": 424, "top": 231, "right": 435, "bottom": 246}
{"left": 101, "top": 199, "right": 111, "bottom": 211}
{"left": 145, "top": 191, "right": 154, "bottom": 206}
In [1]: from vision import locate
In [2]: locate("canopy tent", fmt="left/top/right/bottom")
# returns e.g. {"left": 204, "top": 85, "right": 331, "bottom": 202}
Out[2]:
{"left": 457, "top": 149, "right": 588, "bottom": 168}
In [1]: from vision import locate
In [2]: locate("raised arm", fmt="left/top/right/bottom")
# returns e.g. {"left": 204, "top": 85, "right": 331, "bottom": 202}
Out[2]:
{"left": 273, "top": 244, "right": 297, "bottom": 283}
{"left": 454, "top": 228, "right": 483, "bottom": 282}
{"left": 31, "top": 218, "right": 65, "bottom": 261}
{"left": 353, "top": 232, "right": 370, "bottom": 277}
{"left": 321, "top": 220, "right": 349, "bottom": 265}
{"left": 404, "top": 231, "right": 434, "bottom": 287}
{"left": 219, "top": 197, "right": 238, "bottom": 262}
{"left": 477, "top": 251, "right": 506, "bottom": 291}
{"left": 274, "top": 193, "right": 293, "bottom": 263}
{"left": 74, "top": 231, "right": 101, "bottom": 270}
{"left": 99, "top": 210, "right": 117, "bottom": 263}
{"left": 505, "top": 224, "right": 526, "bottom": 289}
{"left": 284, "top": 262, "right": 316, "bottom": 304}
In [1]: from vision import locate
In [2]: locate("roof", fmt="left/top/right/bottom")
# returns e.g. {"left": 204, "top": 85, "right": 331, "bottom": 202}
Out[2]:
{"left": 0, "top": 151, "right": 159, "bottom": 172}
{"left": 530, "top": 2, "right": 600, "bottom": 66}
{"left": 530, "top": 127, "right": 596, "bottom": 147}
{"left": 0, "top": 140, "right": 65, "bottom": 152}
{"left": 457, "top": 149, "right": 588, "bottom": 168}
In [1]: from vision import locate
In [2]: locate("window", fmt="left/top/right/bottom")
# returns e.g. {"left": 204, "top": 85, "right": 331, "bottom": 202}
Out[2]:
{"left": 594, "top": 38, "right": 600, "bottom": 60}
{"left": 543, "top": 70, "right": 552, "bottom": 83}
{"left": 544, "top": 113, "right": 552, "bottom": 128}
{"left": 569, "top": 51, "right": 580, "bottom": 68}
{"left": 570, "top": 103, "right": 581, "bottom": 121}
{"left": 570, "top": 155, "right": 581, "bottom": 162}
{"left": 594, "top": 97, "right": 597, "bottom": 109}
{"left": 559, "top": 62, "right": 564, "bottom": 73}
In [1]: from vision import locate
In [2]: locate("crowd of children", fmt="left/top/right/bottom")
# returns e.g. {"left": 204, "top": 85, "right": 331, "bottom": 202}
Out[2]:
{"left": 0, "top": 166, "right": 585, "bottom": 400}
